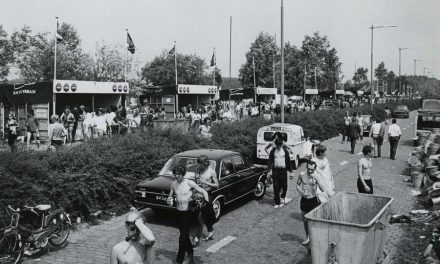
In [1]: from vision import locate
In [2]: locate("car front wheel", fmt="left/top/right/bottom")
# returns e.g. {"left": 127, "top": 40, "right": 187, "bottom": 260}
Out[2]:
{"left": 253, "top": 177, "right": 267, "bottom": 200}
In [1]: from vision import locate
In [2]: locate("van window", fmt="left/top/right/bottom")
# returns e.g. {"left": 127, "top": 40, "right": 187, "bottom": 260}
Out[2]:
{"left": 221, "top": 157, "right": 235, "bottom": 178}
{"left": 300, "top": 129, "right": 305, "bottom": 141}
{"left": 263, "top": 132, "right": 287, "bottom": 142}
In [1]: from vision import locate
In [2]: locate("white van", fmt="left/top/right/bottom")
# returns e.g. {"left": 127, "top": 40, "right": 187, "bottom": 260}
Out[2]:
{"left": 256, "top": 123, "right": 317, "bottom": 169}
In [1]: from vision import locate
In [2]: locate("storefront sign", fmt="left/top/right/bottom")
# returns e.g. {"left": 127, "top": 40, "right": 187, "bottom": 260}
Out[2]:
{"left": 357, "top": 91, "right": 364, "bottom": 95}
{"left": 335, "top": 90, "right": 345, "bottom": 95}
{"left": 305, "top": 89, "right": 319, "bottom": 95}
{"left": 256, "top": 87, "right": 277, "bottom": 95}
{"left": 177, "top": 84, "right": 217, "bottom": 95}
{"left": 53, "top": 80, "right": 129, "bottom": 94}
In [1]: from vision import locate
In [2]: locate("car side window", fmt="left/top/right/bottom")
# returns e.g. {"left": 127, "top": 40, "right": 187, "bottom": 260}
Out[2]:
{"left": 221, "top": 157, "right": 235, "bottom": 178}
{"left": 231, "top": 155, "right": 246, "bottom": 172}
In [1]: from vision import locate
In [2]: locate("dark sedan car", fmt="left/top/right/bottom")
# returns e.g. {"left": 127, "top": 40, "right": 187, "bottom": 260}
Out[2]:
{"left": 393, "top": 105, "right": 409, "bottom": 118}
{"left": 134, "top": 149, "right": 269, "bottom": 220}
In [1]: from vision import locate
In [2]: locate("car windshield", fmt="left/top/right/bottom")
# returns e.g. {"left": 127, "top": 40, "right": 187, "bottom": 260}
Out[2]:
{"left": 159, "top": 157, "right": 216, "bottom": 178}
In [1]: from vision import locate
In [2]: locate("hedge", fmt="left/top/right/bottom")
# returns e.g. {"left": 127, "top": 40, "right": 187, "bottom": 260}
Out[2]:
{"left": 0, "top": 99, "right": 419, "bottom": 226}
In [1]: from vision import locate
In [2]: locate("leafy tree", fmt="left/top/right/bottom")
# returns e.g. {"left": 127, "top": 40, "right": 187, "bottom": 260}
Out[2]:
{"left": 374, "top": 62, "right": 388, "bottom": 83}
{"left": 91, "top": 43, "right": 131, "bottom": 82}
{"left": 11, "top": 23, "right": 92, "bottom": 82}
{"left": 141, "top": 51, "right": 218, "bottom": 86}
{"left": 239, "top": 32, "right": 278, "bottom": 88}
{"left": 0, "top": 25, "right": 14, "bottom": 79}
{"left": 352, "top": 67, "right": 369, "bottom": 85}
{"left": 284, "top": 42, "right": 304, "bottom": 95}
{"left": 300, "top": 32, "right": 342, "bottom": 91}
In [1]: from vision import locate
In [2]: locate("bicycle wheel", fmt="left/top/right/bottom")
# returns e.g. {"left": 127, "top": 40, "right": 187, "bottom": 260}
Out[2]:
{"left": 0, "top": 231, "right": 23, "bottom": 264}
{"left": 48, "top": 219, "right": 70, "bottom": 246}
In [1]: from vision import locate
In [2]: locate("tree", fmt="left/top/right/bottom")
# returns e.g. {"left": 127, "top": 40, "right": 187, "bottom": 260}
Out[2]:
{"left": 284, "top": 42, "right": 304, "bottom": 95}
{"left": 0, "top": 25, "right": 14, "bottom": 79}
{"left": 374, "top": 62, "right": 388, "bottom": 83}
{"left": 239, "top": 32, "right": 278, "bottom": 88}
{"left": 141, "top": 51, "right": 218, "bottom": 86}
{"left": 91, "top": 43, "right": 131, "bottom": 82}
{"left": 300, "top": 32, "right": 342, "bottom": 91}
{"left": 11, "top": 24, "right": 92, "bottom": 82}
{"left": 352, "top": 67, "right": 369, "bottom": 85}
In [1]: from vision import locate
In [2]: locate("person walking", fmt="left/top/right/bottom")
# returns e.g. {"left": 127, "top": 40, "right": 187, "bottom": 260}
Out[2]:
{"left": 268, "top": 137, "right": 293, "bottom": 208}
{"left": 296, "top": 160, "right": 326, "bottom": 245}
{"left": 388, "top": 118, "right": 402, "bottom": 160}
{"left": 342, "top": 111, "right": 351, "bottom": 143}
{"left": 110, "top": 209, "right": 155, "bottom": 264}
{"left": 168, "top": 165, "right": 208, "bottom": 264}
{"left": 384, "top": 107, "right": 392, "bottom": 125}
{"left": 357, "top": 145, "right": 374, "bottom": 194}
{"left": 6, "top": 113, "right": 18, "bottom": 153}
{"left": 369, "top": 119, "right": 386, "bottom": 158}
{"left": 347, "top": 116, "right": 361, "bottom": 154}
{"left": 312, "top": 145, "right": 335, "bottom": 203}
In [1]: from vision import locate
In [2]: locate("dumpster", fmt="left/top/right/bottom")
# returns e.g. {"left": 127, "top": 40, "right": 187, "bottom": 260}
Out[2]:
{"left": 304, "top": 192, "right": 393, "bottom": 264}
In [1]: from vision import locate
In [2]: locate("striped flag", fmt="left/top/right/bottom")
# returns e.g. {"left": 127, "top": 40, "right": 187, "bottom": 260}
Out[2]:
{"left": 168, "top": 45, "right": 175, "bottom": 56}
{"left": 56, "top": 21, "right": 63, "bottom": 43}
{"left": 127, "top": 33, "right": 135, "bottom": 54}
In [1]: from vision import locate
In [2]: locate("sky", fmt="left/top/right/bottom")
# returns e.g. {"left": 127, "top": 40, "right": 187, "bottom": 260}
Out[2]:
{"left": 1, "top": 0, "right": 440, "bottom": 81}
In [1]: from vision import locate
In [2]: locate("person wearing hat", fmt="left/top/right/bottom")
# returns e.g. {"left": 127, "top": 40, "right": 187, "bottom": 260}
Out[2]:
{"left": 110, "top": 208, "right": 155, "bottom": 264}
{"left": 168, "top": 165, "right": 208, "bottom": 264}
{"left": 268, "top": 136, "right": 293, "bottom": 208}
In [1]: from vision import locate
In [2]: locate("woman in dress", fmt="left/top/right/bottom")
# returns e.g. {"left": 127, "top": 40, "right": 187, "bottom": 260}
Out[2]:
{"left": 311, "top": 145, "right": 336, "bottom": 203}
{"left": 74, "top": 111, "right": 85, "bottom": 141}
{"left": 197, "top": 117, "right": 212, "bottom": 139}
{"left": 6, "top": 113, "right": 18, "bottom": 153}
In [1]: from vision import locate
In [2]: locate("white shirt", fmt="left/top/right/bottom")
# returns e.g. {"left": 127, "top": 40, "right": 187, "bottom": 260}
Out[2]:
{"left": 93, "top": 115, "right": 107, "bottom": 131}
{"left": 388, "top": 123, "right": 402, "bottom": 137}
{"left": 371, "top": 123, "right": 381, "bottom": 135}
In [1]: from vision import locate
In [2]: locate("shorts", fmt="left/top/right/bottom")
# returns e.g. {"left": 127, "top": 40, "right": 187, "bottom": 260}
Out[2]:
{"left": 300, "top": 196, "right": 321, "bottom": 214}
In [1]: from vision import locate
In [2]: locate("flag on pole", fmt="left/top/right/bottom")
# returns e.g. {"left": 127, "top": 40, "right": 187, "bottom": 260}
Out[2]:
{"left": 168, "top": 45, "right": 175, "bottom": 56}
{"left": 56, "top": 21, "right": 63, "bottom": 43}
{"left": 127, "top": 33, "right": 135, "bottom": 54}
{"left": 210, "top": 52, "right": 216, "bottom": 67}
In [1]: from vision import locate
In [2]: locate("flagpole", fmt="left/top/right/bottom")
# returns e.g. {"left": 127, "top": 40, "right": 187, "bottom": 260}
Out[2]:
{"left": 174, "top": 41, "right": 178, "bottom": 86}
{"left": 54, "top": 17, "right": 58, "bottom": 81}
{"left": 253, "top": 56, "right": 256, "bottom": 103}
{"left": 125, "top": 29, "right": 128, "bottom": 83}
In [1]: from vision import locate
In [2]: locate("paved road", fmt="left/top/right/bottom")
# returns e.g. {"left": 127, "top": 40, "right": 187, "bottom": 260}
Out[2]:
{"left": 22, "top": 113, "right": 417, "bottom": 264}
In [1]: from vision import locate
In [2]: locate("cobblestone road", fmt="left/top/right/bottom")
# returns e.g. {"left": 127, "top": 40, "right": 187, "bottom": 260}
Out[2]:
{"left": 22, "top": 112, "right": 418, "bottom": 264}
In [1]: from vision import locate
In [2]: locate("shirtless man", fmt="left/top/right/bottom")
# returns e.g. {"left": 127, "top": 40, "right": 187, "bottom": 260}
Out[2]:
{"left": 193, "top": 155, "right": 219, "bottom": 243}
{"left": 296, "top": 160, "right": 326, "bottom": 245}
{"left": 357, "top": 145, "right": 374, "bottom": 194}
{"left": 168, "top": 165, "right": 209, "bottom": 264}
{"left": 110, "top": 209, "right": 155, "bottom": 264}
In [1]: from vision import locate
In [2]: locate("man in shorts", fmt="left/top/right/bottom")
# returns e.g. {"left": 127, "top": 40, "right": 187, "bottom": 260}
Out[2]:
{"left": 110, "top": 209, "right": 155, "bottom": 264}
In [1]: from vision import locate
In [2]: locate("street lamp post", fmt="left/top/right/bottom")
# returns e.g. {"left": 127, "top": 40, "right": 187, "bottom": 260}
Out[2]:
{"left": 398, "top": 47, "right": 408, "bottom": 96}
{"left": 370, "top": 24, "right": 398, "bottom": 108}
{"left": 280, "top": 0, "right": 285, "bottom": 123}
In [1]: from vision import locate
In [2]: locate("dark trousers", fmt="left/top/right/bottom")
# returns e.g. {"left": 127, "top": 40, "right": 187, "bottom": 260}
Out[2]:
{"left": 342, "top": 125, "right": 349, "bottom": 142}
{"left": 389, "top": 137, "right": 399, "bottom": 159}
{"left": 357, "top": 178, "right": 373, "bottom": 194}
{"left": 200, "top": 202, "right": 216, "bottom": 232}
{"left": 176, "top": 210, "right": 194, "bottom": 263}
{"left": 272, "top": 168, "right": 288, "bottom": 205}
{"left": 349, "top": 137, "right": 357, "bottom": 154}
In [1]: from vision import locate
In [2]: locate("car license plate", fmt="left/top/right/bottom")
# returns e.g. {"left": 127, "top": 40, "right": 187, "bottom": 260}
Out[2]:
{"left": 156, "top": 195, "right": 167, "bottom": 201}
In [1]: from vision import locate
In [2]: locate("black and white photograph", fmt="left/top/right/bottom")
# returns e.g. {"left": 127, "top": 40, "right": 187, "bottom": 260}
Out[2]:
{"left": 0, "top": 0, "right": 440, "bottom": 263}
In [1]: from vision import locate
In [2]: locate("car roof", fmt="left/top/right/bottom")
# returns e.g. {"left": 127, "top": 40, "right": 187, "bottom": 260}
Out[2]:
{"left": 259, "top": 123, "right": 303, "bottom": 130}
{"left": 175, "top": 149, "right": 239, "bottom": 160}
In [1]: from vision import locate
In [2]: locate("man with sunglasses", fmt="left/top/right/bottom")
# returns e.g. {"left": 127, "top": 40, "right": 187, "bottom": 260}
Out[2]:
{"left": 110, "top": 209, "right": 155, "bottom": 264}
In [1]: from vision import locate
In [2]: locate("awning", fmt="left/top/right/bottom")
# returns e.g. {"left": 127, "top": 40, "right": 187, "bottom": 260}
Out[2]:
{"left": 0, "top": 82, "right": 53, "bottom": 105}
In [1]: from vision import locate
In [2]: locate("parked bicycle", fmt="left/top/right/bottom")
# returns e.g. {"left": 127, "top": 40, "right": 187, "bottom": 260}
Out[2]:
{"left": 0, "top": 204, "right": 71, "bottom": 264}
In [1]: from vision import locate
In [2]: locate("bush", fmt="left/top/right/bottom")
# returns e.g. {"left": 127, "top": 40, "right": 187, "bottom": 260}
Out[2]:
{"left": 0, "top": 99, "right": 419, "bottom": 226}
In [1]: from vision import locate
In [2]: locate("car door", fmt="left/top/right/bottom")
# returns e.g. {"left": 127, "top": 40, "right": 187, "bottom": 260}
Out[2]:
{"left": 217, "top": 157, "right": 240, "bottom": 203}
{"left": 230, "top": 155, "right": 256, "bottom": 196}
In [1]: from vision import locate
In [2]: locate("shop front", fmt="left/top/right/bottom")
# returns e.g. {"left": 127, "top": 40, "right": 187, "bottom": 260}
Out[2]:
{"left": 53, "top": 80, "right": 129, "bottom": 115}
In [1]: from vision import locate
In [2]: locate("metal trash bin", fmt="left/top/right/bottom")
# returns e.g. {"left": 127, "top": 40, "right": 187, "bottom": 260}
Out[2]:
{"left": 304, "top": 192, "right": 393, "bottom": 264}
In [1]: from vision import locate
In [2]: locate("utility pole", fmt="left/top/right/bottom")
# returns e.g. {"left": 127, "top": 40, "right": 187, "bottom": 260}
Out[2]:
{"left": 280, "top": 0, "right": 285, "bottom": 123}
{"left": 398, "top": 47, "right": 408, "bottom": 96}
